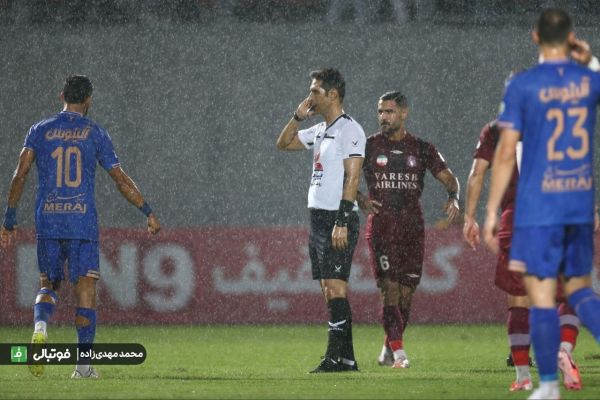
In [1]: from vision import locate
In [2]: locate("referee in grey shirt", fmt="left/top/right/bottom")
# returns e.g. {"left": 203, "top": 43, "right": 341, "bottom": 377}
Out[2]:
{"left": 277, "top": 68, "right": 366, "bottom": 373}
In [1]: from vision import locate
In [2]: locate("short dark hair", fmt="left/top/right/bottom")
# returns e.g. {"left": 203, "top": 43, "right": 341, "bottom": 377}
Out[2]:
{"left": 379, "top": 91, "right": 408, "bottom": 108}
{"left": 535, "top": 8, "right": 572, "bottom": 45}
{"left": 309, "top": 68, "right": 345, "bottom": 102}
{"left": 63, "top": 75, "right": 93, "bottom": 104}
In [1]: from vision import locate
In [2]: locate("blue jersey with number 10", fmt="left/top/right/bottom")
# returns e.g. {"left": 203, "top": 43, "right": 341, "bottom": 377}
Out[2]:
{"left": 23, "top": 111, "right": 120, "bottom": 240}
{"left": 498, "top": 60, "right": 600, "bottom": 227}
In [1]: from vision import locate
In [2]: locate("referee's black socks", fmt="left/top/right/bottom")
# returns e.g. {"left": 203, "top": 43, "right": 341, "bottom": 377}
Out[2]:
{"left": 325, "top": 297, "right": 355, "bottom": 362}
{"left": 343, "top": 312, "right": 356, "bottom": 362}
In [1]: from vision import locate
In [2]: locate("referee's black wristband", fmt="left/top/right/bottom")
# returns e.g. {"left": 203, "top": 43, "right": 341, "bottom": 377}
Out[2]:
{"left": 448, "top": 191, "right": 459, "bottom": 201}
{"left": 334, "top": 200, "right": 354, "bottom": 227}
{"left": 139, "top": 202, "right": 153, "bottom": 217}
{"left": 293, "top": 112, "right": 303, "bottom": 122}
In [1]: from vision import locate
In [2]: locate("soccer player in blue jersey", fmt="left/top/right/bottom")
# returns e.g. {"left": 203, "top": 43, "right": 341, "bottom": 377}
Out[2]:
{"left": 0, "top": 75, "right": 161, "bottom": 379}
{"left": 483, "top": 9, "right": 600, "bottom": 400}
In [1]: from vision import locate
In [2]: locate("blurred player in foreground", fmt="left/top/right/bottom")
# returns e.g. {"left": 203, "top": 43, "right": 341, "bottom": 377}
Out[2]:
{"left": 1, "top": 75, "right": 160, "bottom": 378}
{"left": 358, "top": 91, "right": 460, "bottom": 369}
{"left": 464, "top": 120, "right": 583, "bottom": 392}
{"left": 484, "top": 9, "right": 600, "bottom": 400}
{"left": 276, "top": 68, "right": 365, "bottom": 372}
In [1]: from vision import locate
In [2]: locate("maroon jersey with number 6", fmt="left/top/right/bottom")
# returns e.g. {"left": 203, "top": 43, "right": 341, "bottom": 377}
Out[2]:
{"left": 363, "top": 131, "right": 448, "bottom": 286}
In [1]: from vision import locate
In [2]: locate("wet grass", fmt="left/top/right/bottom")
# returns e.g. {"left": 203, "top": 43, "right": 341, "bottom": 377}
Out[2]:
{"left": 1, "top": 324, "right": 600, "bottom": 399}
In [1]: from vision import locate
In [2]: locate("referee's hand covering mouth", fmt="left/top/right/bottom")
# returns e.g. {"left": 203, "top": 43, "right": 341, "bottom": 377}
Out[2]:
{"left": 295, "top": 97, "right": 316, "bottom": 120}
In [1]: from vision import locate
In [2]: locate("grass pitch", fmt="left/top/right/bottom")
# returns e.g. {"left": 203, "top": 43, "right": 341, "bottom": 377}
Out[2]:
{"left": 1, "top": 324, "right": 600, "bottom": 399}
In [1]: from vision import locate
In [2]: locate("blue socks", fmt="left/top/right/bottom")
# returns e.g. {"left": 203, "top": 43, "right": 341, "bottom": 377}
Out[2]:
{"left": 530, "top": 307, "right": 560, "bottom": 382}
{"left": 34, "top": 303, "right": 54, "bottom": 324}
{"left": 33, "top": 288, "right": 57, "bottom": 331}
{"left": 76, "top": 307, "right": 96, "bottom": 363}
{"left": 76, "top": 307, "right": 96, "bottom": 343}
{"left": 568, "top": 287, "right": 600, "bottom": 342}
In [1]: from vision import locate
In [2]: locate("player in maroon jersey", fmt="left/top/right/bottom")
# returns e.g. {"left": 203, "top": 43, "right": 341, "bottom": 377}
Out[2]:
{"left": 357, "top": 91, "right": 460, "bottom": 369}
{"left": 464, "top": 120, "right": 582, "bottom": 391}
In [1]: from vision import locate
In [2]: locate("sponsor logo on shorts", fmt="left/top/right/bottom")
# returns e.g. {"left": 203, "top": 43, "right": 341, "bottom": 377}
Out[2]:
{"left": 328, "top": 320, "right": 347, "bottom": 332}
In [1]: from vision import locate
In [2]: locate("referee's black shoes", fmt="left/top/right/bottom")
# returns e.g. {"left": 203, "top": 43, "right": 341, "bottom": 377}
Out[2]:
{"left": 309, "top": 357, "right": 359, "bottom": 373}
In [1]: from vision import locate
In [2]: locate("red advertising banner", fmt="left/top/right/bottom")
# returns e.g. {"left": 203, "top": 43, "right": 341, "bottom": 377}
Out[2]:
{"left": 0, "top": 226, "right": 542, "bottom": 325}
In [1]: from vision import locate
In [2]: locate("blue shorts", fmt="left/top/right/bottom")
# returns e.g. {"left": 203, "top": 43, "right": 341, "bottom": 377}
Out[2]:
{"left": 509, "top": 224, "right": 594, "bottom": 279}
{"left": 37, "top": 239, "right": 100, "bottom": 284}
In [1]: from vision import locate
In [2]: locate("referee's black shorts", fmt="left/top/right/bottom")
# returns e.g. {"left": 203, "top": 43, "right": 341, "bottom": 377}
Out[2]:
{"left": 308, "top": 209, "right": 360, "bottom": 282}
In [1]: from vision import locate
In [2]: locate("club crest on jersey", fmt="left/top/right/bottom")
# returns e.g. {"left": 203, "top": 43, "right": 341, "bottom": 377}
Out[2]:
{"left": 376, "top": 155, "right": 388, "bottom": 167}
{"left": 407, "top": 155, "right": 417, "bottom": 167}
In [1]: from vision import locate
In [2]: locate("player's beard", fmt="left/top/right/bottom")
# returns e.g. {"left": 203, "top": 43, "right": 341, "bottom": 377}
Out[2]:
{"left": 380, "top": 121, "right": 403, "bottom": 136}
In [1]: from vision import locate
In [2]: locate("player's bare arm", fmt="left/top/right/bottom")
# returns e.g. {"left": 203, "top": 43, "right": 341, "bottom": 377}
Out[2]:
{"left": 332, "top": 157, "right": 363, "bottom": 251}
{"left": 356, "top": 190, "right": 381, "bottom": 215}
{"left": 108, "top": 167, "right": 160, "bottom": 235}
{"left": 1, "top": 148, "right": 35, "bottom": 248}
{"left": 276, "top": 97, "right": 315, "bottom": 151}
{"left": 463, "top": 158, "right": 490, "bottom": 250}
{"left": 484, "top": 128, "right": 520, "bottom": 254}
{"left": 434, "top": 168, "right": 460, "bottom": 224}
